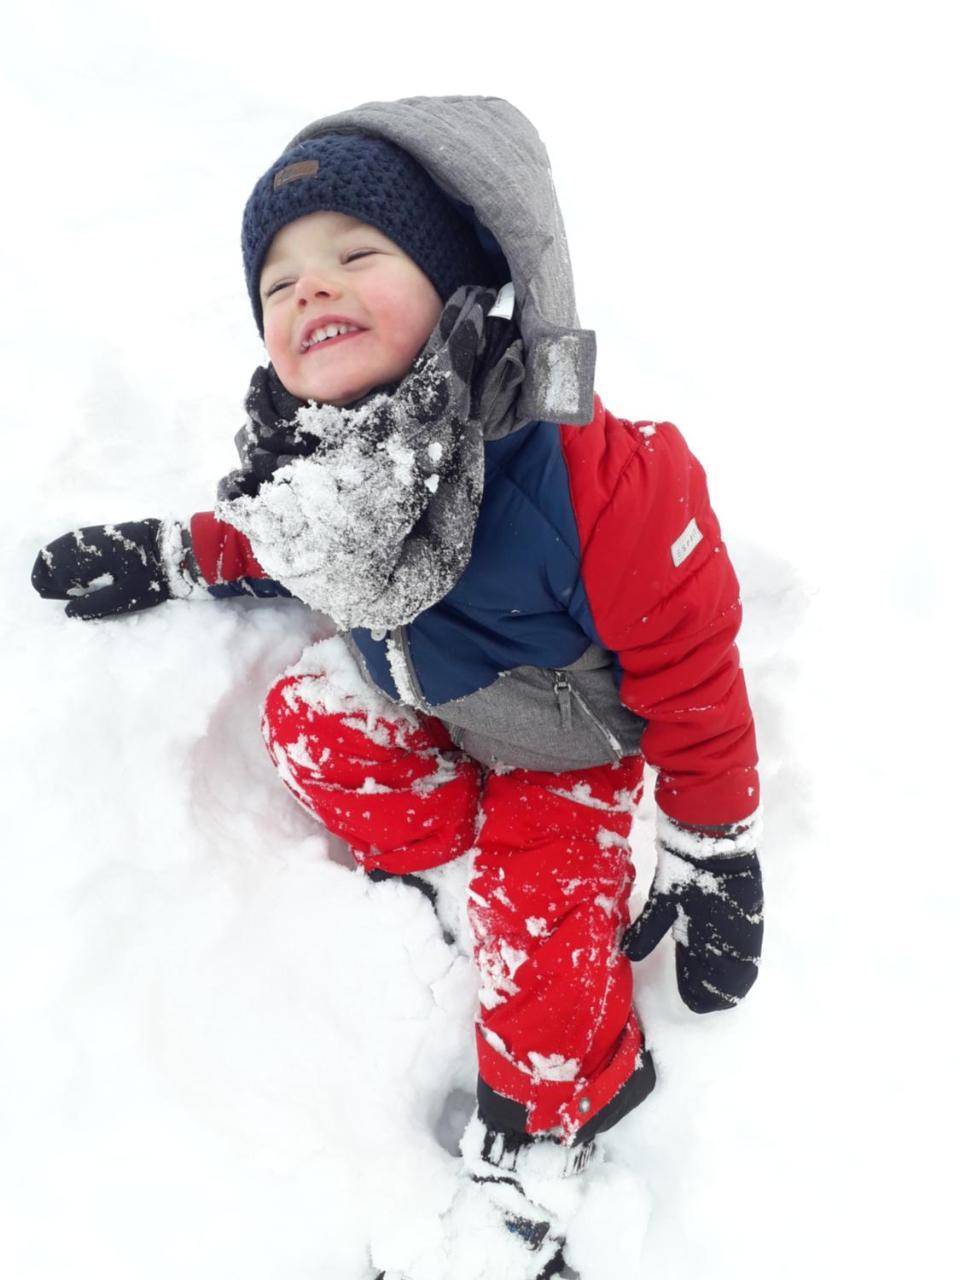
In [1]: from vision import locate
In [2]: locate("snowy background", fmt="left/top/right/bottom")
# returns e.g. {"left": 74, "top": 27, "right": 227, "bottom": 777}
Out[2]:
{"left": 2, "top": 1, "right": 957, "bottom": 1276}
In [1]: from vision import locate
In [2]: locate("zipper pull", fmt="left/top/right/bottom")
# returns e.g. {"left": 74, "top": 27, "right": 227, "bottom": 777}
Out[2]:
{"left": 553, "top": 672, "right": 573, "bottom": 730}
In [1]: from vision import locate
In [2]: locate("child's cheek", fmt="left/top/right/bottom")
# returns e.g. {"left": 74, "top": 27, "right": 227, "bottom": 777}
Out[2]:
{"left": 376, "top": 289, "right": 441, "bottom": 365}
{"left": 262, "top": 310, "right": 283, "bottom": 361}
{"left": 263, "top": 311, "right": 294, "bottom": 378}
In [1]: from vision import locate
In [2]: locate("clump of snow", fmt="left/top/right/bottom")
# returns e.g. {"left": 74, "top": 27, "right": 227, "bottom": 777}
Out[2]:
{"left": 285, "top": 634, "right": 383, "bottom": 711}
{"left": 280, "top": 635, "right": 419, "bottom": 754}
{"left": 658, "top": 806, "right": 762, "bottom": 858}
{"left": 359, "top": 776, "right": 391, "bottom": 795}
{"left": 66, "top": 571, "right": 113, "bottom": 595}
{"left": 653, "top": 847, "right": 721, "bottom": 896}
{"left": 410, "top": 753, "right": 461, "bottom": 795}
{"left": 596, "top": 826, "right": 630, "bottom": 850}
{"left": 528, "top": 1051, "right": 580, "bottom": 1083}
{"left": 284, "top": 734, "right": 330, "bottom": 772}
{"left": 473, "top": 938, "right": 521, "bottom": 1010}
{"left": 547, "top": 780, "right": 638, "bottom": 813}
{"left": 385, "top": 633, "right": 420, "bottom": 707}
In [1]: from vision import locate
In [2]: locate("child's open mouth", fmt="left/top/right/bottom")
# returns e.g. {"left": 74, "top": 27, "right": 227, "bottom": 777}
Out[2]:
{"left": 300, "top": 323, "right": 365, "bottom": 354}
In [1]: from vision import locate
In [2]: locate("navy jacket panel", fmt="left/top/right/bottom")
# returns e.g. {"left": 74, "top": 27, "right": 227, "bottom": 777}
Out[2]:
{"left": 350, "top": 629, "right": 400, "bottom": 701}
{"left": 350, "top": 420, "right": 603, "bottom": 707}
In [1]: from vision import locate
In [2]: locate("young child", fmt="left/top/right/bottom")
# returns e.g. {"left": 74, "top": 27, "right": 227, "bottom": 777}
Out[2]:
{"left": 32, "top": 96, "right": 764, "bottom": 1280}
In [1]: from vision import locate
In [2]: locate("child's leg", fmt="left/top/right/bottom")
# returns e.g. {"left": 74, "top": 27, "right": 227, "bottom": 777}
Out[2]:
{"left": 469, "top": 756, "right": 656, "bottom": 1145}
{"left": 260, "top": 642, "right": 481, "bottom": 875}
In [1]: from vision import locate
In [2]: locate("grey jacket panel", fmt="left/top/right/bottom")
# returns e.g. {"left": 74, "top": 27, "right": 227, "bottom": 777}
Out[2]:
{"left": 346, "top": 635, "right": 647, "bottom": 774}
{"left": 288, "top": 96, "right": 596, "bottom": 432}
{"left": 435, "top": 645, "right": 648, "bottom": 772}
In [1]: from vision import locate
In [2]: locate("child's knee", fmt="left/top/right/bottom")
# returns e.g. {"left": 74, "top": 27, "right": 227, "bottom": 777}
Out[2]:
{"left": 261, "top": 672, "right": 307, "bottom": 736}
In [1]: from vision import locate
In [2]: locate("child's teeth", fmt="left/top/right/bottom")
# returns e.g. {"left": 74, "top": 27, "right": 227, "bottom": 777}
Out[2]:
{"left": 306, "top": 324, "right": 357, "bottom": 348}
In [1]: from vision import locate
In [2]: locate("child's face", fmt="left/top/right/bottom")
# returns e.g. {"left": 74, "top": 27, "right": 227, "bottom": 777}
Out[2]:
{"left": 260, "top": 210, "right": 443, "bottom": 405}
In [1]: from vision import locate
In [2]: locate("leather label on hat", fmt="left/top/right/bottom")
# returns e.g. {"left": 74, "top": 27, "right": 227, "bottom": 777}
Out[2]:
{"left": 274, "top": 160, "right": 319, "bottom": 189}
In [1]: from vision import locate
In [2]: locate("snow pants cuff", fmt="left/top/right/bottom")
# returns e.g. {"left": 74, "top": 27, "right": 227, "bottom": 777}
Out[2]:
{"left": 476, "top": 1018, "right": 657, "bottom": 1147}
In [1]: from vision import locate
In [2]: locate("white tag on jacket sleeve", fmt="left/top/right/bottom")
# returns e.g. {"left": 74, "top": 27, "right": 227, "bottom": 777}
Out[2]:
{"left": 671, "top": 518, "right": 703, "bottom": 568}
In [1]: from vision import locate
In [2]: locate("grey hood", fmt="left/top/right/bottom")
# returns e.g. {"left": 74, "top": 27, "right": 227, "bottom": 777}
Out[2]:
{"left": 287, "top": 95, "right": 596, "bottom": 428}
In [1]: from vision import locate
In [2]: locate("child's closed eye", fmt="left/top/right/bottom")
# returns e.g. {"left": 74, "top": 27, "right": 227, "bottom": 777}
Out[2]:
{"left": 263, "top": 250, "right": 380, "bottom": 298}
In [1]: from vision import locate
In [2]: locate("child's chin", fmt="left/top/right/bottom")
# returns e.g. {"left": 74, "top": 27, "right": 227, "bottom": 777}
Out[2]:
{"left": 312, "top": 386, "right": 370, "bottom": 407}
{"left": 304, "top": 377, "right": 385, "bottom": 407}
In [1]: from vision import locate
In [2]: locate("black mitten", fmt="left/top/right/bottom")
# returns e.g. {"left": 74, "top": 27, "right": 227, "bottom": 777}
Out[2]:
{"left": 31, "top": 520, "right": 170, "bottom": 621}
{"left": 622, "top": 813, "right": 764, "bottom": 1013}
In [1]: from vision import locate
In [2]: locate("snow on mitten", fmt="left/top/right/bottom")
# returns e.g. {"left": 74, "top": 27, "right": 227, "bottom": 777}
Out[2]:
{"left": 31, "top": 519, "right": 198, "bottom": 620}
{"left": 622, "top": 810, "right": 764, "bottom": 1013}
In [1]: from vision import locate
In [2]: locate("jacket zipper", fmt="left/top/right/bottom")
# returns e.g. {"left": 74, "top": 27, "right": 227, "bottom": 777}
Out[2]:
{"left": 552, "top": 670, "right": 624, "bottom": 761}
{"left": 552, "top": 672, "right": 574, "bottom": 730}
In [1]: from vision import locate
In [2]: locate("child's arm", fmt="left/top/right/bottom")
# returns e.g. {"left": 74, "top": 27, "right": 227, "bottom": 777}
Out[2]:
{"left": 177, "top": 512, "right": 294, "bottom": 601}
{"left": 566, "top": 416, "right": 758, "bottom": 823}
{"left": 563, "top": 412, "right": 763, "bottom": 1010}
{"left": 31, "top": 512, "right": 293, "bottom": 621}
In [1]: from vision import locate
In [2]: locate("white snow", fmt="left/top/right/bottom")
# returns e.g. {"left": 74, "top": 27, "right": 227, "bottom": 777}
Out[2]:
{"left": 4, "top": 4, "right": 958, "bottom": 1279}
{"left": 595, "top": 827, "right": 630, "bottom": 851}
{"left": 546, "top": 780, "right": 636, "bottom": 812}
{"left": 385, "top": 634, "right": 420, "bottom": 708}
{"left": 528, "top": 1053, "right": 581, "bottom": 1084}
{"left": 66, "top": 571, "right": 114, "bottom": 595}
{"left": 658, "top": 805, "right": 762, "bottom": 858}
{"left": 285, "top": 633, "right": 403, "bottom": 721}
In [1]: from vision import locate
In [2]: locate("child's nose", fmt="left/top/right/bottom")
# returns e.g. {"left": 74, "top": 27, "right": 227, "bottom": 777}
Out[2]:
{"left": 295, "top": 270, "right": 343, "bottom": 306}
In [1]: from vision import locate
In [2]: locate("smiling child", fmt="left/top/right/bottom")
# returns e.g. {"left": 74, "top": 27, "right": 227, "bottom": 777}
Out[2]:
{"left": 32, "top": 97, "right": 763, "bottom": 1280}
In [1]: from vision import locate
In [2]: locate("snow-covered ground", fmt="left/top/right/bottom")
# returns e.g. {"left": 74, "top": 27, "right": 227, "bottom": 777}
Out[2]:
{"left": 2, "top": 2, "right": 957, "bottom": 1277}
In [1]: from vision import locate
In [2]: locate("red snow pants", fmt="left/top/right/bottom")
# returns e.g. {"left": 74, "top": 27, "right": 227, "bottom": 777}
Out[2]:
{"left": 261, "top": 651, "right": 647, "bottom": 1143}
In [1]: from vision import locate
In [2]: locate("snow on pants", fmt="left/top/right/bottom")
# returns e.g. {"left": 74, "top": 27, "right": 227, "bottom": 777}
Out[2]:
{"left": 261, "top": 646, "right": 649, "bottom": 1143}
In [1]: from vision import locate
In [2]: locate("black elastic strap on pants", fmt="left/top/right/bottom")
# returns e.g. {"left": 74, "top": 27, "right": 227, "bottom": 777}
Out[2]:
{"left": 476, "top": 1047, "right": 657, "bottom": 1148}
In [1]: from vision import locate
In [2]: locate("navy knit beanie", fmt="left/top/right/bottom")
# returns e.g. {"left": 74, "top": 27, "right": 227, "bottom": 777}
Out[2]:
{"left": 242, "top": 132, "right": 500, "bottom": 336}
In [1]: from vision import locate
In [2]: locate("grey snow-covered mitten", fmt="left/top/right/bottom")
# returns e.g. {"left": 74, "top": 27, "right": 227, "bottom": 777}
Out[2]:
{"left": 622, "top": 810, "right": 764, "bottom": 1013}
